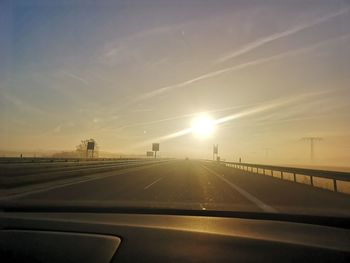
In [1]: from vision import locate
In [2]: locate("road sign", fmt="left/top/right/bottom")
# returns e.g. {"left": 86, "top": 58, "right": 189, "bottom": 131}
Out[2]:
{"left": 152, "top": 143, "right": 160, "bottom": 152}
{"left": 87, "top": 141, "right": 95, "bottom": 150}
{"left": 147, "top": 151, "right": 154, "bottom": 157}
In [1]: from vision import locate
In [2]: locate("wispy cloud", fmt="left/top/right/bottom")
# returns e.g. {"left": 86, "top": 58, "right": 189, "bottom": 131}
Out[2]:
{"left": 1, "top": 92, "right": 49, "bottom": 116}
{"left": 101, "top": 103, "right": 255, "bottom": 132}
{"left": 104, "top": 24, "right": 185, "bottom": 58}
{"left": 212, "top": 90, "right": 332, "bottom": 126}
{"left": 250, "top": 93, "right": 349, "bottom": 128}
{"left": 129, "top": 90, "right": 331, "bottom": 149}
{"left": 215, "top": 8, "right": 349, "bottom": 64}
{"left": 37, "top": 121, "right": 76, "bottom": 137}
{"left": 131, "top": 108, "right": 154, "bottom": 113}
{"left": 61, "top": 70, "right": 89, "bottom": 86}
{"left": 53, "top": 125, "right": 61, "bottom": 133}
{"left": 132, "top": 33, "right": 349, "bottom": 104}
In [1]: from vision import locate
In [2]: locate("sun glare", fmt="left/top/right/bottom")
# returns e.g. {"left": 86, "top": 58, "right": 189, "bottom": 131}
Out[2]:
{"left": 191, "top": 114, "right": 215, "bottom": 138}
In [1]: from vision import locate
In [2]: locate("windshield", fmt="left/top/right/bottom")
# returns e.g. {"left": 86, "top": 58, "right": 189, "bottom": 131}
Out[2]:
{"left": 1, "top": 0, "right": 350, "bottom": 217}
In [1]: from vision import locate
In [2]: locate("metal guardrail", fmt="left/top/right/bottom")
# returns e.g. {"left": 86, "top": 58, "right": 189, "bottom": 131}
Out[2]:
{"left": 221, "top": 161, "right": 350, "bottom": 195}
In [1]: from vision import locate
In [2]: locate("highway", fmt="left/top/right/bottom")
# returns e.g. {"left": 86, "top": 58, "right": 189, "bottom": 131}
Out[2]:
{"left": 3, "top": 160, "right": 350, "bottom": 215}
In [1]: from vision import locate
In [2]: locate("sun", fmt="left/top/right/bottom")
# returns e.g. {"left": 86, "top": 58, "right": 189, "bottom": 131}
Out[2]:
{"left": 191, "top": 114, "right": 215, "bottom": 138}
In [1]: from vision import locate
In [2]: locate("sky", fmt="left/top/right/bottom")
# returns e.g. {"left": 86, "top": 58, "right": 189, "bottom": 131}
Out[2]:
{"left": 1, "top": 0, "right": 350, "bottom": 165}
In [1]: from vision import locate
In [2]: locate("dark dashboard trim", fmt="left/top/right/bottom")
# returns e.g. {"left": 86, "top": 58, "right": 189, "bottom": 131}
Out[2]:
{"left": 1, "top": 204, "right": 350, "bottom": 229}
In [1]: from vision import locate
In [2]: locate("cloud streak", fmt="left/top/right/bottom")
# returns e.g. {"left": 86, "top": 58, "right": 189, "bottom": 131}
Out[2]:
{"left": 61, "top": 70, "right": 89, "bottom": 86}
{"left": 132, "top": 33, "right": 349, "bottom": 104}
{"left": 104, "top": 24, "right": 185, "bottom": 58}
{"left": 129, "top": 90, "right": 331, "bottom": 149}
{"left": 1, "top": 92, "right": 50, "bottom": 116}
{"left": 101, "top": 103, "right": 256, "bottom": 132}
{"left": 215, "top": 8, "right": 349, "bottom": 64}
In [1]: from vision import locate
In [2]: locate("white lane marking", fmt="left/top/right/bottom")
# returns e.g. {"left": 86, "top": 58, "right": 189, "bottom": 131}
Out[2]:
{"left": 201, "top": 165, "right": 277, "bottom": 213}
{"left": 144, "top": 177, "right": 163, "bottom": 190}
{"left": 0, "top": 163, "right": 168, "bottom": 201}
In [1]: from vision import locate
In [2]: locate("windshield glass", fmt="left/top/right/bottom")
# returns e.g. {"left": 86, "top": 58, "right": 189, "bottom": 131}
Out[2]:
{"left": 1, "top": 0, "right": 350, "bottom": 216}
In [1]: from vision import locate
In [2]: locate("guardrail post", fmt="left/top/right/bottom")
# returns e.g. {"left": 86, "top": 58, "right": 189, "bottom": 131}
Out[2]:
{"left": 293, "top": 173, "right": 296, "bottom": 182}
{"left": 333, "top": 179, "right": 337, "bottom": 192}
{"left": 310, "top": 176, "right": 314, "bottom": 186}
{"left": 281, "top": 171, "right": 283, "bottom": 179}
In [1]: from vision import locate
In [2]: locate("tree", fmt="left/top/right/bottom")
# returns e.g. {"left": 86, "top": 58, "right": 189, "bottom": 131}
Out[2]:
{"left": 76, "top": 138, "right": 99, "bottom": 158}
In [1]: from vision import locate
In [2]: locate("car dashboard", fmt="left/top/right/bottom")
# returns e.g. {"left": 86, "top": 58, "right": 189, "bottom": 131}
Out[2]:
{"left": 1, "top": 209, "right": 350, "bottom": 262}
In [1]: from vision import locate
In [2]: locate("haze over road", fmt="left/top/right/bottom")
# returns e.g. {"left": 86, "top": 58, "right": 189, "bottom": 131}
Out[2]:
{"left": 6, "top": 160, "right": 350, "bottom": 215}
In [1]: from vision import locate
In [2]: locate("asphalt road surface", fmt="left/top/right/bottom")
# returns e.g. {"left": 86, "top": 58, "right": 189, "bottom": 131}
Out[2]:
{"left": 6, "top": 160, "right": 350, "bottom": 216}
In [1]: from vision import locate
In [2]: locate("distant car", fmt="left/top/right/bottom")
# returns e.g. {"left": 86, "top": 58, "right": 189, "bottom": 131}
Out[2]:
{"left": 185, "top": 157, "right": 189, "bottom": 160}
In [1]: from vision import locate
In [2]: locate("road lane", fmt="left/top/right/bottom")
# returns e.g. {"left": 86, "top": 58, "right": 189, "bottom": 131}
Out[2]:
{"left": 0, "top": 160, "right": 165, "bottom": 189}
{"left": 0, "top": 161, "right": 170, "bottom": 201}
{"left": 201, "top": 165, "right": 276, "bottom": 212}
{"left": 202, "top": 162, "right": 350, "bottom": 215}
{"left": 136, "top": 160, "right": 261, "bottom": 211}
{"left": 7, "top": 160, "right": 350, "bottom": 216}
{"left": 13, "top": 160, "right": 264, "bottom": 212}
{"left": 14, "top": 162, "right": 176, "bottom": 202}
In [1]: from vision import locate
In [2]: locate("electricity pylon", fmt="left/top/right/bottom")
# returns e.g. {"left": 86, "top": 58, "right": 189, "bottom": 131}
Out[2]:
{"left": 302, "top": 137, "right": 322, "bottom": 161}
{"left": 263, "top": 148, "right": 271, "bottom": 158}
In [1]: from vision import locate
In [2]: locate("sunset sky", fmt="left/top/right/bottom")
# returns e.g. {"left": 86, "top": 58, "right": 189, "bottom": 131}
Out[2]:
{"left": 1, "top": 0, "right": 350, "bottom": 165}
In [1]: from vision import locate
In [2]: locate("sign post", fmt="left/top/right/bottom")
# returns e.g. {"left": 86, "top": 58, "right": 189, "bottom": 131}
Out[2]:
{"left": 152, "top": 143, "right": 160, "bottom": 159}
{"left": 213, "top": 144, "right": 218, "bottom": 161}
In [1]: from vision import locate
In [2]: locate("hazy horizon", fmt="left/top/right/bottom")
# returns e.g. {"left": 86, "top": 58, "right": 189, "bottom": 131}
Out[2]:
{"left": 1, "top": 0, "right": 350, "bottom": 166}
